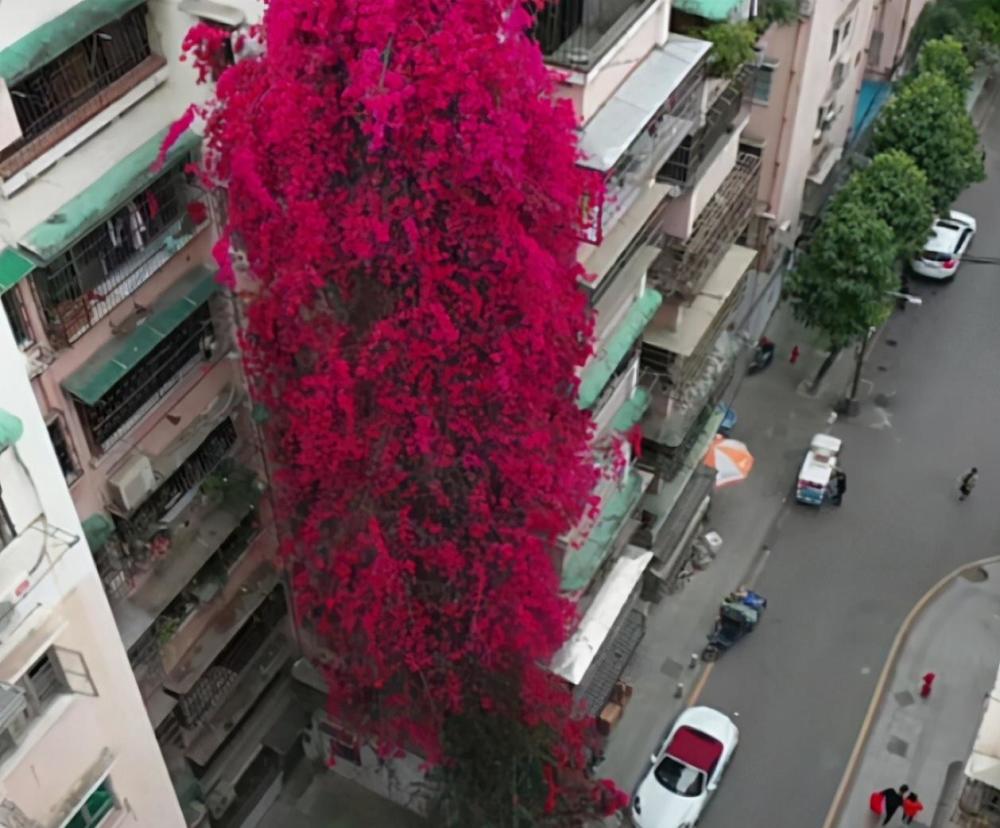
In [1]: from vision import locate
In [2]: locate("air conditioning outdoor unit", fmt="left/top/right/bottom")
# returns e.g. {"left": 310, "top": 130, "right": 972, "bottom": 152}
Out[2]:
{"left": 206, "top": 784, "right": 236, "bottom": 819}
{"left": 108, "top": 454, "right": 156, "bottom": 512}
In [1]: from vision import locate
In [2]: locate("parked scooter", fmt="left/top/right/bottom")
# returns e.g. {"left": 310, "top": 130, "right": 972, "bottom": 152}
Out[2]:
{"left": 747, "top": 337, "right": 776, "bottom": 375}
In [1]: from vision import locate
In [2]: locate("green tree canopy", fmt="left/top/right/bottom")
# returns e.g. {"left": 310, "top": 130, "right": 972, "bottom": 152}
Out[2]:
{"left": 910, "top": 0, "right": 1000, "bottom": 62}
{"left": 873, "top": 72, "right": 984, "bottom": 211}
{"left": 914, "top": 35, "right": 973, "bottom": 94}
{"left": 835, "top": 150, "right": 935, "bottom": 259}
{"left": 788, "top": 199, "right": 897, "bottom": 351}
{"left": 699, "top": 22, "right": 759, "bottom": 77}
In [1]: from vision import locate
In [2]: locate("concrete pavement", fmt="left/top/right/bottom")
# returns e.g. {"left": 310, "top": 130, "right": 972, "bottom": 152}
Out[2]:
{"left": 831, "top": 560, "right": 1000, "bottom": 828}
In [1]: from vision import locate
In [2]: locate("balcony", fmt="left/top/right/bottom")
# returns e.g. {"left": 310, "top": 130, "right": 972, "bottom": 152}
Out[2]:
{"left": 648, "top": 152, "right": 760, "bottom": 299}
{"left": 532, "top": 0, "right": 660, "bottom": 72}
{"left": 658, "top": 65, "right": 753, "bottom": 188}
{"left": 0, "top": 3, "right": 164, "bottom": 182}
{"left": 579, "top": 35, "right": 710, "bottom": 243}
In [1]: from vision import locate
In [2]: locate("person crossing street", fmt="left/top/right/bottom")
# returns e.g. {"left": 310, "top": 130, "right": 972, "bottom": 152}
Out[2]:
{"left": 959, "top": 467, "right": 979, "bottom": 501}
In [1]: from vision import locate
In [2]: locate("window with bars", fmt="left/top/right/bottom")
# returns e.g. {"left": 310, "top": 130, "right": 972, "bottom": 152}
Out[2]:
{"left": 1, "top": 288, "right": 33, "bottom": 348}
{"left": 0, "top": 494, "right": 14, "bottom": 550}
{"left": 34, "top": 165, "right": 193, "bottom": 347}
{"left": 19, "top": 650, "right": 70, "bottom": 716}
{"left": 76, "top": 302, "right": 216, "bottom": 451}
{"left": 47, "top": 415, "right": 81, "bottom": 484}
{"left": 1, "top": 7, "right": 153, "bottom": 166}
{"left": 752, "top": 61, "right": 776, "bottom": 104}
{"left": 529, "top": 0, "right": 658, "bottom": 70}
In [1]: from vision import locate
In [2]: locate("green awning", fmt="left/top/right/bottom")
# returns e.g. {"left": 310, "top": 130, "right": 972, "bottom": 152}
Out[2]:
{"left": 0, "top": 409, "right": 24, "bottom": 450}
{"left": 612, "top": 387, "right": 651, "bottom": 433}
{"left": 671, "top": 0, "right": 744, "bottom": 21}
{"left": 81, "top": 513, "right": 116, "bottom": 551}
{"left": 579, "top": 289, "right": 663, "bottom": 410}
{"left": 561, "top": 470, "right": 645, "bottom": 592}
{"left": 22, "top": 127, "right": 201, "bottom": 263}
{"left": 0, "top": 248, "right": 35, "bottom": 294}
{"left": 0, "top": 0, "right": 147, "bottom": 85}
{"left": 62, "top": 266, "right": 219, "bottom": 406}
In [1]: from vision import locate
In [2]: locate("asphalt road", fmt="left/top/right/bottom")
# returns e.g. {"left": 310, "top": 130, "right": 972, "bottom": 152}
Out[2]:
{"left": 694, "top": 97, "right": 1000, "bottom": 826}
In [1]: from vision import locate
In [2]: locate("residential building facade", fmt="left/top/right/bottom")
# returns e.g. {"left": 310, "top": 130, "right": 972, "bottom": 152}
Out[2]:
{"left": 0, "top": 305, "right": 183, "bottom": 826}
{"left": 0, "top": 2, "right": 299, "bottom": 825}
{"left": 866, "top": 0, "right": 931, "bottom": 80}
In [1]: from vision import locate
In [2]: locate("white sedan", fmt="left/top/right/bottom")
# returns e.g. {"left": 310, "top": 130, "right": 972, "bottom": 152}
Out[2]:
{"left": 631, "top": 707, "right": 739, "bottom": 828}
{"left": 911, "top": 211, "right": 977, "bottom": 279}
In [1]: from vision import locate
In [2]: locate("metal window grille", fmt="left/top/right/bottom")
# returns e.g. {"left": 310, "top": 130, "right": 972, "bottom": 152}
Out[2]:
{"left": 19, "top": 651, "right": 67, "bottom": 715}
{"left": 752, "top": 63, "right": 775, "bottom": 104}
{"left": 0, "top": 496, "right": 14, "bottom": 549}
{"left": 76, "top": 302, "right": 216, "bottom": 452}
{"left": 1, "top": 7, "right": 152, "bottom": 158}
{"left": 530, "top": 0, "right": 659, "bottom": 70}
{"left": 1, "top": 288, "right": 33, "bottom": 348}
{"left": 115, "top": 417, "right": 238, "bottom": 543}
{"left": 47, "top": 415, "right": 80, "bottom": 484}
{"left": 215, "top": 510, "right": 260, "bottom": 571}
{"left": 34, "top": 165, "right": 192, "bottom": 347}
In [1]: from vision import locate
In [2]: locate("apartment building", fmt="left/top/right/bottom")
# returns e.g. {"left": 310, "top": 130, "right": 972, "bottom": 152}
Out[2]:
{"left": 0, "top": 2, "right": 299, "bottom": 826}
{"left": 866, "top": 0, "right": 931, "bottom": 80}
{"left": 0, "top": 308, "right": 183, "bottom": 827}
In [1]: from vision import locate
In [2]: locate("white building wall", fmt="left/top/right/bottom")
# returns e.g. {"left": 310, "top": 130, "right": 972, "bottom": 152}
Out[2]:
{"left": 0, "top": 288, "right": 183, "bottom": 823}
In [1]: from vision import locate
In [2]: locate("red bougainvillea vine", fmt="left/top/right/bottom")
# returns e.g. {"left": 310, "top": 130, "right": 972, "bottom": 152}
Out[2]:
{"left": 182, "top": 0, "right": 622, "bottom": 820}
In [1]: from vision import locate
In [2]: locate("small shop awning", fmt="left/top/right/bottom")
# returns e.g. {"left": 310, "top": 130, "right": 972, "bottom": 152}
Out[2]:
{"left": 0, "top": 0, "right": 147, "bottom": 85}
{"left": 22, "top": 126, "right": 201, "bottom": 263}
{"left": 644, "top": 244, "right": 757, "bottom": 358}
{"left": 579, "top": 35, "right": 711, "bottom": 172}
{"left": 671, "top": 0, "right": 745, "bottom": 21}
{"left": 579, "top": 289, "right": 663, "bottom": 410}
{"left": 0, "top": 248, "right": 35, "bottom": 294}
{"left": 552, "top": 545, "right": 653, "bottom": 684}
{"left": 561, "top": 469, "right": 650, "bottom": 592}
{"left": 62, "top": 266, "right": 218, "bottom": 406}
{"left": 0, "top": 409, "right": 24, "bottom": 450}
{"left": 967, "top": 663, "right": 1000, "bottom": 788}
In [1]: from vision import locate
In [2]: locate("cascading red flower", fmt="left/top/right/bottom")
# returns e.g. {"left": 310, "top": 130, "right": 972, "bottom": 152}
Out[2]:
{"left": 183, "top": 0, "right": 623, "bottom": 818}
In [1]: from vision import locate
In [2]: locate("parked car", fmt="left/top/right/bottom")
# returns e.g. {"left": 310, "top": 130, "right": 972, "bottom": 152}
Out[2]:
{"left": 796, "top": 433, "right": 842, "bottom": 506}
{"left": 631, "top": 706, "right": 739, "bottom": 828}
{"left": 911, "top": 211, "right": 977, "bottom": 279}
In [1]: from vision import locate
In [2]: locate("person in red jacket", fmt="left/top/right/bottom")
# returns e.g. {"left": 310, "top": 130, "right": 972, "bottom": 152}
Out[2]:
{"left": 902, "top": 792, "right": 924, "bottom": 824}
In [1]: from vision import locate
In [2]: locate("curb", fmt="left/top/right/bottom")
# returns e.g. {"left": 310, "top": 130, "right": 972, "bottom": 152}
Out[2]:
{"left": 821, "top": 554, "right": 1000, "bottom": 828}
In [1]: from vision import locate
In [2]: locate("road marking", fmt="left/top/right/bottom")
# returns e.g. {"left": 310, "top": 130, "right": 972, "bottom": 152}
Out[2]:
{"left": 686, "top": 662, "right": 714, "bottom": 707}
{"left": 820, "top": 555, "right": 1000, "bottom": 828}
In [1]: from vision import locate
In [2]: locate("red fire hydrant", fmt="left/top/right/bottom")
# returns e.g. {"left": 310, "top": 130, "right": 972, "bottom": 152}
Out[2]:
{"left": 790, "top": 345, "right": 801, "bottom": 365}
{"left": 920, "top": 672, "right": 936, "bottom": 699}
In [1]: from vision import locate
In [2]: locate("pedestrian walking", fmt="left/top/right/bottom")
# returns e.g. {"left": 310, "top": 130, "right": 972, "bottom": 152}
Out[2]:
{"left": 790, "top": 345, "right": 800, "bottom": 365}
{"left": 959, "top": 467, "right": 979, "bottom": 500}
{"left": 830, "top": 469, "right": 846, "bottom": 506}
{"left": 902, "top": 793, "right": 924, "bottom": 824}
{"left": 880, "top": 785, "right": 909, "bottom": 825}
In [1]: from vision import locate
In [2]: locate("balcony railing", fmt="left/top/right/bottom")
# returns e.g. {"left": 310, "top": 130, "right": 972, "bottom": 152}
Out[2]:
{"left": 532, "top": 0, "right": 660, "bottom": 72}
{"left": 33, "top": 166, "right": 197, "bottom": 347}
{"left": 0, "top": 6, "right": 161, "bottom": 178}
{"left": 648, "top": 152, "right": 760, "bottom": 299}
{"left": 658, "top": 65, "right": 753, "bottom": 188}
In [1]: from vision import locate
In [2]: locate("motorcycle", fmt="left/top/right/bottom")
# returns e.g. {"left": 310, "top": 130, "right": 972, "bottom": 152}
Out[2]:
{"left": 747, "top": 337, "right": 775, "bottom": 375}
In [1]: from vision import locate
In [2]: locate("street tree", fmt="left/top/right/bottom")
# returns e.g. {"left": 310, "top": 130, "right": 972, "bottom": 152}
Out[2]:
{"left": 910, "top": 0, "right": 1000, "bottom": 62}
{"left": 872, "top": 72, "right": 984, "bottom": 212}
{"left": 914, "top": 35, "right": 974, "bottom": 94}
{"left": 178, "top": 0, "right": 626, "bottom": 824}
{"left": 836, "top": 150, "right": 935, "bottom": 260}
{"left": 788, "top": 199, "right": 897, "bottom": 389}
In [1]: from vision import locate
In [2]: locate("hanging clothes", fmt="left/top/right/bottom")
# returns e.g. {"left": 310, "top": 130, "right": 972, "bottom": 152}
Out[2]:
{"left": 145, "top": 189, "right": 160, "bottom": 222}
{"left": 106, "top": 218, "right": 123, "bottom": 248}
{"left": 127, "top": 202, "right": 147, "bottom": 250}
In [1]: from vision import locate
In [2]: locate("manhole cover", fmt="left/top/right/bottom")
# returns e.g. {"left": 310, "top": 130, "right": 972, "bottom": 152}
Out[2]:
{"left": 895, "top": 691, "right": 915, "bottom": 708}
{"left": 660, "top": 658, "right": 684, "bottom": 679}
{"left": 962, "top": 566, "right": 990, "bottom": 583}
{"left": 887, "top": 736, "right": 909, "bottom": 758}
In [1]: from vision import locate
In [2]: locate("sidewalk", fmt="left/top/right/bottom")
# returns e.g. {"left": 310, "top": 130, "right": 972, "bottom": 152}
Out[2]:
{"left": 598, "top": 301, "right": 860, "bottom": 794}
{"left": 833, "top": 562, "right": 1000, "bottom": 828}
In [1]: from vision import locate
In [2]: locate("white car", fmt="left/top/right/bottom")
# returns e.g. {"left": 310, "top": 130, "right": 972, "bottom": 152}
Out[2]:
{"left": 911, "top": 211, "right": 977, "bottom": 279}
{"left": 795, "top": 433, "right": 842, "bottom": 506}
{"left": 631, "top": 706, "right": 739, "bottom": 828}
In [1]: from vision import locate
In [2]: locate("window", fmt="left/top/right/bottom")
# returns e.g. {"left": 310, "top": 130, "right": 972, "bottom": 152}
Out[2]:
{"left": 869, "top": 30, "right": 885, "bottom": 67}
{"left": 752, "top": 61, "right": 776, "bottom": 104}
{"left": 76, "top": 302, "right": 215, "bottom": 451}
{"left": 65, "top": 778, "right": 116, "bottom": 828}
{"left": 1, "top": 288, "right": 33, "bottom": 348}
{"left": 0, "top": 7, "right": 156, "bottom": 173}
{"left": 830, "top": 27, "right": 840, "bottom": 58}
{"left": 0, "top": 492, "right": 14, "bottom": 549}
{"left": 19, "top": 650, "right": 69, "bottom": 715}
{"left": 47, "top": 415, "right": 80, "bottom": 484}
{"left": 34, "top": 164, "right": 194, "bottom": 347}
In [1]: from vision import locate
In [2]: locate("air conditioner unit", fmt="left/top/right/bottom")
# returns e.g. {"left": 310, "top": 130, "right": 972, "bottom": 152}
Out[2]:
{"left": 108, "top": 453, "right": 156, "bottom": 512}
{"left": 813, "top": 129, "right": 823, "bottom": 143}
{"left": 0, "top": 682, "right": 27, "bottom": 732}
{"left": 823, "top": 107, "right": 838, "bottom": 125}
{"left": 206, "top": 783, "right": 237, "bottom": 819}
